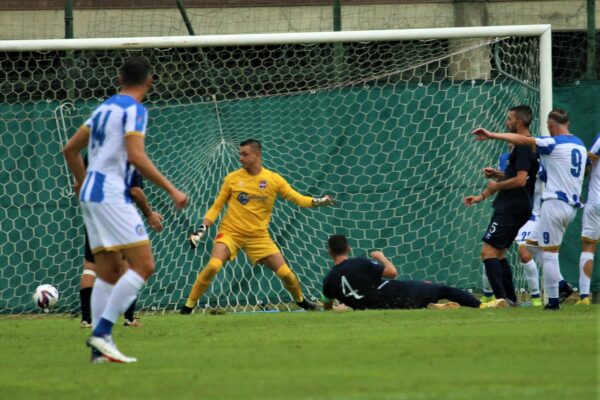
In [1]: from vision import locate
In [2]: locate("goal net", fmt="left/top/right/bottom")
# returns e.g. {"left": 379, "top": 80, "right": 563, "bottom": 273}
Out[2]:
{"left": 0, "top": 26, "right": 551, "bottom": 314}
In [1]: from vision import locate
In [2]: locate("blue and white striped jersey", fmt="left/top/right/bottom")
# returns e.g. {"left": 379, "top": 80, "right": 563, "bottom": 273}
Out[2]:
{"left": 79, "top": 94, "right": 148, "bottom": 204}
{"left": 587, "top": 133, "right": 600, "bottom": 206}
{"left": 535, "top": 134, "right": 587, "bottom": 207}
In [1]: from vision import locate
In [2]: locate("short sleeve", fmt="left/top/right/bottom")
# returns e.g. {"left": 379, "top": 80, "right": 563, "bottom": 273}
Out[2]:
{"left": 322, "top": 276, "right": 334, "bottom": 301}
{"left": 124, "top": 103, "right": 148, "bottom": 138}
{"left": 513, "top": 145, "right": 533, "bottom": 172}
{"left": 535, "top": 137, "right": 556, "bottom": 155}
{"left": 130, "top": 170, "right": 144, "bottom": 189}
{"left": 364, "top": 259, "right": 385, "bottom": 280}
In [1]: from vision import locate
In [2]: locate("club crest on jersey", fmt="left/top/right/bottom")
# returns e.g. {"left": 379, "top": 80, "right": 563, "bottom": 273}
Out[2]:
{"left": 237, "top": 192, "right": 250, "bottom": 205}
{"left": 135, "top": 224, "right": 146, "bottom": 237}
{"left": 259, "top": 180, "right": 267, "bottom": 190}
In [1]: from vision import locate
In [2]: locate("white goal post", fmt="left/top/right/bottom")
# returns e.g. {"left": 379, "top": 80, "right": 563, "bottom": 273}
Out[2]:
{"left": 0, "top": 25, "right": 552, "bottom": 314}
{"left": 0, "top": 24, "right": 552, "bottom": 132}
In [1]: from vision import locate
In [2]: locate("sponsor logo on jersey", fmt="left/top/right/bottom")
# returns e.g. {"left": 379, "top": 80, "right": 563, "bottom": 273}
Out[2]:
{"left": 259, "top": 180, "right": 267, "bottom": 190}
{"left": 237, "top": 192, "right": 268, "bottom": 205}
{"left": 238, "top": 192, "right": 250, "bottom": 205}
{"left": 216, "top": 233, "right": 225, "bottom": 240}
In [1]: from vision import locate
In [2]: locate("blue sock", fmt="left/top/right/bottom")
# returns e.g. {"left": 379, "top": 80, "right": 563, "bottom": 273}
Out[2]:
{"left": 483, "top": 291, "right": 494, "bottom": 297}
{"left": 580, "top": 294, "right": 589, "bottom": 299}
{"left": 548, "top": 297, "right": 560, "bottom": 307}
{"left": 531, "top": 293, "right": 541, "bottom": 298}
{"left": 92, "top": 318, "right": 114, "bottom": 337}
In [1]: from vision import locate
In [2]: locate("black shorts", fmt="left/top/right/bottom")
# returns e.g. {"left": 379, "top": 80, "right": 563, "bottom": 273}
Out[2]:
{"left": 84, "top": 227, "right": 95, "bottom": 263}
{"left": 481, "top": 210, "right": 530, "bottom": 250}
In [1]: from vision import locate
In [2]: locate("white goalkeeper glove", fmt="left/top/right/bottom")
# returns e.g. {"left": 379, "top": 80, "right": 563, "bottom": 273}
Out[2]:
{"left": 312, "top": 195, "right": 336, "bottom": 207}
{"left": 189, "top": 224, "right": 208, "bottom": 250}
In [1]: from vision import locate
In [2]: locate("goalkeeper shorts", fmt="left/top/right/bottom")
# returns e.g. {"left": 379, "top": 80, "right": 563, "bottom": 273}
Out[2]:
{"left": 215, "top": 231, "right": 281, "bottom": 265}
{"left": 81, "top": 202, "right": 149, "bottom": 254}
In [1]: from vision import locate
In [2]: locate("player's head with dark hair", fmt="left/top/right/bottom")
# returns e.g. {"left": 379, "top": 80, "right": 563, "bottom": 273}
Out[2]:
{"left": 240, "top": 139, "right": 262, "bottom": 154}
{"left": 547, "top": 108, "right": 569, "bottom": 136}
{"left": 548, "top": 108, "right": 569, "bottom": 124}
{"left": 239, "top": 139, "right": 262, "bottom": 171}
{"left": 119, "top": 57, "right": 153, "bottom": 87}
{"left": 328, "top": 234, "right": 349, "bottom": 257}
{"left": 506, "top": 105, "right": 532, "bottom": 133}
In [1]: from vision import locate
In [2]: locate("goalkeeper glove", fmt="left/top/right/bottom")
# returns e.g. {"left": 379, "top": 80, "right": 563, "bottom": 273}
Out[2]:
{"left": 312, "top": 195, "right": 336, "bottom": 207}
{"left": 189, "top": 224, "right": 208, "bottom": 250}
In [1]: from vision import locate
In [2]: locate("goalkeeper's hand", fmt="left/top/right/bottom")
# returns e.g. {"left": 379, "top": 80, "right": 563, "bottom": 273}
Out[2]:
{"left": 189, "top": 224, "right": 208, "bottom": 250}
{"left": 312, "top": 195, "right": 336, "bottom": 207}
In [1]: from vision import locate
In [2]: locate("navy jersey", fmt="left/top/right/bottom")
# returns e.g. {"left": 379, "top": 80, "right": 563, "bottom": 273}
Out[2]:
{"left": 322, "top": 257, "right": 389, "bottom": 310}
{"left": 492, "top": 144, "right": 538, "bottom": 214}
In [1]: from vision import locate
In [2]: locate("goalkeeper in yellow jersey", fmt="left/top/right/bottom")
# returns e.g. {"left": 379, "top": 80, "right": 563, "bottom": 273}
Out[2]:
{"left": 180, "top": 139, "right": 335, "bottom": 313}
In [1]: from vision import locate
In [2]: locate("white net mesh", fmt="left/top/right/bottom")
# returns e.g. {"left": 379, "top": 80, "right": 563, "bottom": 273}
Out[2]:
{"left": 0, "top": 33, "right": 542, "bottom": 314}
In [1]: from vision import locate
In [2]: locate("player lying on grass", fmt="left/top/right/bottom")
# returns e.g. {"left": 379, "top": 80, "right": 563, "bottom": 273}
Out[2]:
{"left": 180, "top": 139, "right": 335, "bottom": 313}
{"left": 321, "top": 235, "right": 508, "bottom": 311}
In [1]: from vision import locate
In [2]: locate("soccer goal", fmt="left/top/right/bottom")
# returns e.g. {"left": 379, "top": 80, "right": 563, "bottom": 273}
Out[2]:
{"left": 0, "top": 25, "right": 551, "bottom": 314}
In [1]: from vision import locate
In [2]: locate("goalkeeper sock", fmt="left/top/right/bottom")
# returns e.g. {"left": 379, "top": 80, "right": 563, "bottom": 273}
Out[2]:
{"left": 185, "top": 258, "right": 223, "bottom": 308}
{"left": 275, "top": 264, "right": 304, "bottom": 303}
{"left": 579, "top": 252, "right": 594, "bottom": 297}
{"left": 94, "top": 270, "right": 145, "bottom": 337}
{"left": 80, "top": 287, "right": 93, "bottom": 324}
{"left": 91, "top": 278, "right": 114, "bottom": 329}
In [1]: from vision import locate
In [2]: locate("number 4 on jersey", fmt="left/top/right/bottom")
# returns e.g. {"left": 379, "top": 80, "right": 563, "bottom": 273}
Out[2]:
{"left": 341, "top": 275, "right": 364, "bottom": 299}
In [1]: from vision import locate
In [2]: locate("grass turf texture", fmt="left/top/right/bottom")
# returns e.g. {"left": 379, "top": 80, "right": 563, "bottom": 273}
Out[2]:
{"left": 0, "top": 306, "right": 597, "bottom": 400}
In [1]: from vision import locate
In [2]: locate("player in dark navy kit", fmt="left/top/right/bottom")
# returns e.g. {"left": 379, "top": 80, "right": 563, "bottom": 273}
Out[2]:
{"left": 321, "top": 235, "right": 507, "bottom": 310}
{"left": 77, "top": 156, "right": 163, "bottom": 328}
{"left": 464, "top": 105, "right": 538, "bottom": 305}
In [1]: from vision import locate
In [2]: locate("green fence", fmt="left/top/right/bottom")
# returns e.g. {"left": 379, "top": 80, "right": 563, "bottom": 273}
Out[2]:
{"left": 1, "top": 80, "right": 597, "bottom": 313}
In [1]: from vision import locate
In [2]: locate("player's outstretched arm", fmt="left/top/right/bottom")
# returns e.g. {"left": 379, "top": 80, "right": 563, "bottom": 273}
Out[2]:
{"left": 125, "top": 135, "right": 187, "bottom": 210}
{"left": 276, "top": 174, "right": 336, "bottom": 208}
{"left": 471, "top": 128, "right": 536, "bottom": 146}
{"left": 62, "top": 126, "right": 90, "bottom": 187}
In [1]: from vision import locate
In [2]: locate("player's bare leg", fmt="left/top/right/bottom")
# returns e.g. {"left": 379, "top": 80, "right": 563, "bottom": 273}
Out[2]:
{"left": 181, "top": 242, "right": 230, "bottom": 314}
{"left": 261, "top": 253, "right": 320, "bottom": 311}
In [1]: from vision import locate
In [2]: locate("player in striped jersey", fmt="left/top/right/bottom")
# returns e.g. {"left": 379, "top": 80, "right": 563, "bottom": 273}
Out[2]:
{"left": 63, "top": 57, "right": 188, "bottom": 363}
{"left": 577, "top": 133, "right": 600, "bottom": 305}
{"left": 473, "top": 109, "right": 587, "bottom": 310}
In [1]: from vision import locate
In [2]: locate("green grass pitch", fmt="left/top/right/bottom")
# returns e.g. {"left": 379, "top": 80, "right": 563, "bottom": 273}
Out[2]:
{"left": 0, "top": 306, "right": 597, "bottom": 400}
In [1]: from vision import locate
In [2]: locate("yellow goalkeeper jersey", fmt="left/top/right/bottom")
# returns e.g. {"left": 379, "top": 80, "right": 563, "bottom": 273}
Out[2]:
{"left": 204, "top": 168, "right": 314, "bottom": 236}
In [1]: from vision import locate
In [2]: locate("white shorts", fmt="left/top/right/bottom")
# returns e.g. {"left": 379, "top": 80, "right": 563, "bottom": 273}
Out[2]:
{"left": 515, "top": 218, "right": 538, "bottom": 247}
{"left": 537, "top": 200, "right": 577, "bottom": 250}
{"left": 81, "top": 202, "right": 149, "bottom": 254}
{"left": 582, "top": 203, "right": 600, "bottom": 243}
